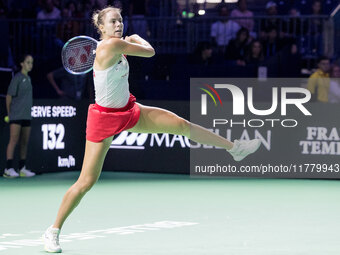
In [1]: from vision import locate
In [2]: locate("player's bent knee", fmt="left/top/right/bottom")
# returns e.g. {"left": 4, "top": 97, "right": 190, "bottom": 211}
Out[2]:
{"left": 177, "top": 118, "right": 190, "bottom": 137}
{"left": 77, "top": 178, "right": 97, "bottom": 193}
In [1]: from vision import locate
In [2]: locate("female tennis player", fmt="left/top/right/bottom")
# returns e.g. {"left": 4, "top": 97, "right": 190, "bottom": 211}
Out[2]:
{"left": 3, "top": 54, "right": 36, "bottom": 178}
{"left": 43, "top": 7, "right": 261, "bottom": 253}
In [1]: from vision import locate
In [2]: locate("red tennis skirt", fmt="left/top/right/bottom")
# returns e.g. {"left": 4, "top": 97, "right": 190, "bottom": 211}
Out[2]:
{"left": 86, "top": 94, "right": 140, "bottom": 142}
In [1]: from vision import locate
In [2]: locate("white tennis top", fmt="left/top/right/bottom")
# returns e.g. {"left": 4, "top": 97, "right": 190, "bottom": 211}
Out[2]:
{"left": 93, "top": 53, "right": 130, "bottom": 108}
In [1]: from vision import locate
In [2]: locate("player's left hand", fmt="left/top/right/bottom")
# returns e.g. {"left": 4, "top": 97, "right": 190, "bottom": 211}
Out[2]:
{"left": 124, "top": 36, "right": 136, "bottom": 43}
{"left": 124, "top": 35, "right": 139, "bottom": 44}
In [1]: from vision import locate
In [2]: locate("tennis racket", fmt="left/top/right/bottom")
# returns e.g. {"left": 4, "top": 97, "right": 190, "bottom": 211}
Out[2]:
{"left": 61, "top": 36, "right": 98, "bottom": 75}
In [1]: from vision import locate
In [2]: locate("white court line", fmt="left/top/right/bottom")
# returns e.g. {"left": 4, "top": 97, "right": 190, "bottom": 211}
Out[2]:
{"left": 0, "top": 221, "right": 198, "bottom": 252}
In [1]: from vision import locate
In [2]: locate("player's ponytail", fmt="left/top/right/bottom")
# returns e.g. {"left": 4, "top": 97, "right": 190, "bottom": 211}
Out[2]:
{"left": 92, "top": 11, "right": 100, "bottom": 29}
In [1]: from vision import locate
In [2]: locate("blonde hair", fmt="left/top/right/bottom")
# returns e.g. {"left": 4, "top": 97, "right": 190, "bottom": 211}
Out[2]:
{"left": 92, "top": 6, "right": 121, "bottom": 37}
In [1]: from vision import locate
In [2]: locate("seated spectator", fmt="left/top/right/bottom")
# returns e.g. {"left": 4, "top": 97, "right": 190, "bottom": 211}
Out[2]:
{"left": 211, "top": 5, "right": 241, "bottom": 53}
{"left": 66, "top": 1, "right": 79, "bottom": 17}
{"left": 225, "top": 27, "right": 250, "bottom": 66}
{"left": 230, "top": 0, "right": 255, "bottom": 37}
{"left": 308, "top": 0, "right": 323, "bottom": 55}
{"left": 245, "top": 40, "right": 264, "bottom": 65}
{"left": 329, "top": 64, "right": 340, "bottom": 103}
{"left": 307, "top": 56, "right": 330, "bottom": 102}
{"left": 189, "top": 42, "right": 214, "bottom": 66}
{"left": 74, "top": 2, "right": 86, "bottom": 18}
{"left": 309, "top": 0, "right": 323, "bottom": 35}
{"left": 311, "top": 0, "right": 322, "bottom": 15}
{"left": 262, "top": 26, "right": 297, "bottom": 57}
{"left": 260, "top": 1, "right": 285, "bottom": 39}
{"left": 285, "top": 7, "right": 306, "bottom": 36}
{"left": 37, "top": 0, "right": 61, "bottom": 20}
{"left": 262, "top": 26, "right": 281, "bottom": 57}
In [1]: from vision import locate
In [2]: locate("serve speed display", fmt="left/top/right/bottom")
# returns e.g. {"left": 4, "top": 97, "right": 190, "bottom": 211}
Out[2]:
{"left": 29, "top": 101, "right": 87, "bottom": 172}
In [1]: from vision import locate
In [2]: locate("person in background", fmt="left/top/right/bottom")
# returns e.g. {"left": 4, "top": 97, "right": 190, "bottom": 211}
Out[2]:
{"left": 211, "top": 5, "right": 240, "bottom": 53}
{"left": 189, "top": 41, "right": 213, "bottom": 66}
{"left": 3, "top": 54, "right": 36, "bottom": 178}
{"left": 47, "top": 67, "right": 87, "bottom": 100}
{"left": 328, "top": 64, "right": 340, "bottom": 103}
{"left": 225, "top": 27, "right": 250, "bottom": 66}
{"left": 308, "top": 0, "right": 323, "bottom": 55}
{"left": 262, "top": 26, "right": 297, "bottom": 57}
{"left": 245, "top": 40, "right": 264, "bottom": 71}
{"left": 286, "top": 7, "right": 304, "bottom": 36}
{"left": 245, "top": 40, "right": 264, "bottom": 65}
{"left": 260, "top": 1, "right": 284, "bottom": 40}
{"left": 37, "top": 0, "right": 60, "bottom": 20}
{"left": 262, "top": 26, "right": 280, "bottom": 57}
{"left": 307, "top": 56, "right": 330, "bottom": 102}
{"left": 230, "top": 0, "right": 255, "bottom": 38}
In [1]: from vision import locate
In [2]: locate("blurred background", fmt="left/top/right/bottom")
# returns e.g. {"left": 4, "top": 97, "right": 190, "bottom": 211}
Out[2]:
{"left": 0, "top": 0, "right": 339, "bottom": 101}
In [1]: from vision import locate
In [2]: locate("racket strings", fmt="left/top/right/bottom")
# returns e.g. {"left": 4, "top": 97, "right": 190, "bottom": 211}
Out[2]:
{"left": 62, "top": 37, "right": 97, "bottom": 74}
{"left": 66, "top": 40, "right": 96, "bottom": 50}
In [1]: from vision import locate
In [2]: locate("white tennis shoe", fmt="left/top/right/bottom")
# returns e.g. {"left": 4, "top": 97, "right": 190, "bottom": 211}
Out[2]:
{"left": 19, "top": 166, "right": 36, "bottom": 177}
{"left": 42, "top": 225, "right": 62, "bottom": 253}
{"left": 228, "top": 139, "right": 261, "bottom": 161}
{"left": 3, "top": 168, "right": 19, "bottom": 178}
